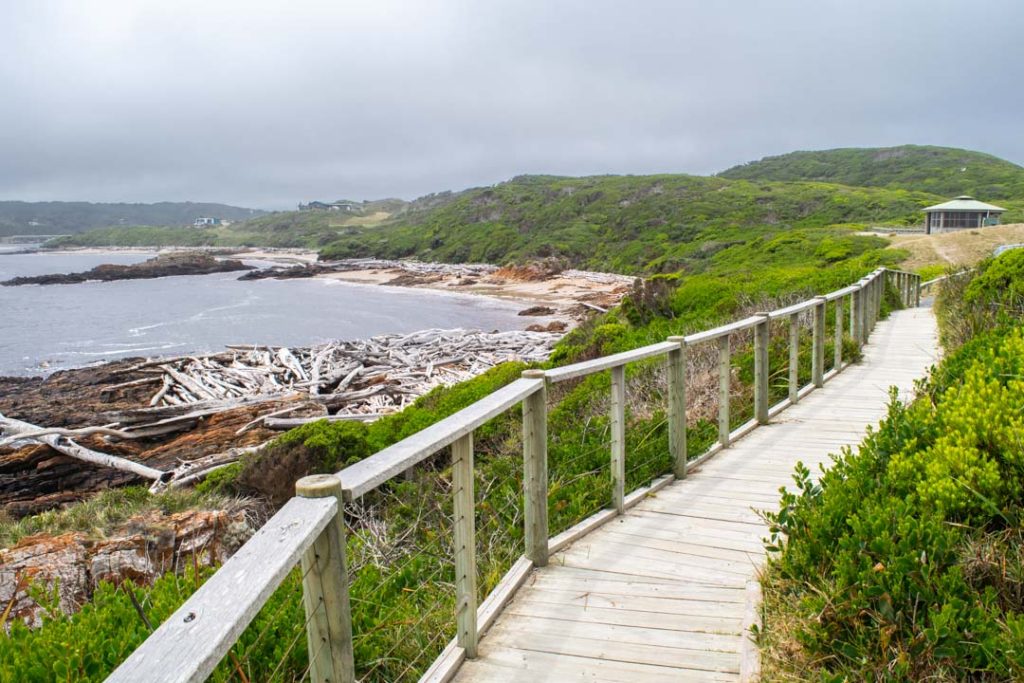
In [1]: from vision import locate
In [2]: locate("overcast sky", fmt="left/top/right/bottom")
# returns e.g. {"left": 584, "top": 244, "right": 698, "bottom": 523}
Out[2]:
{"left": 2, "top": 1, "right": 1022, "bottom": 209}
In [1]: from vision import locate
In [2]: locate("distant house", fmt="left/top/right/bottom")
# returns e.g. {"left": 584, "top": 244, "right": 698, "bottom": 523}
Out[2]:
{"left": 193, "top": 217, "right": 222, "bottom": 227}
{"left": 300, "top": 200, "right": 361, "bottom": 213}
{"left": 923, "top": 196, "right": 1006, "bottom": 234}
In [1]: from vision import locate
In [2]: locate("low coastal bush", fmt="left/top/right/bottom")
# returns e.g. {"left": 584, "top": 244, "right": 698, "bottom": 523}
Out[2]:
{"left": 759, "top": 252, "right": 1024, "bottom": 680}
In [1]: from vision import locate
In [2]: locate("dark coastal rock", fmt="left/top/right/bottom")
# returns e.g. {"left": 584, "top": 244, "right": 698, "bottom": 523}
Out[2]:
{"left": 518, "top": 305, "right": 556, "bottom": 316}
{"left": 0, "top": 508, "right": 252, "bottom": 627}
{"left": 0, "top": 252, "right": 254, "bottom": 286}
{"left": 526, "top": 321, "right": 568, "bottom": 332}
{"left": 236, "top": 263, "right": 337, "bottom": 280}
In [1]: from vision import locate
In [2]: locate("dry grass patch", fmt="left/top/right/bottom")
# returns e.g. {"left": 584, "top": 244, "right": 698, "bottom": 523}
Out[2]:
{"left": 888, "top": 223, "right": 1024, "bottom": 271}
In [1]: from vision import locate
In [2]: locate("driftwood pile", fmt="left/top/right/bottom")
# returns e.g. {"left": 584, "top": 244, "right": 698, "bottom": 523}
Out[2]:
{"left": 145, "top": 328, "right": 558, "bottom": 416}
{"left": 328, "top": 258, "right": 498, "bottom": 278}
{"left": 0, "top": 329, "right": 558, "bottom": 494}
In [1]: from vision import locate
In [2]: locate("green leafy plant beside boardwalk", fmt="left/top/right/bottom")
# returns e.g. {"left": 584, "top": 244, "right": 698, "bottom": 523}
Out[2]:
{"left": 759, "top": 250, "right": 1024, "bottom": 681}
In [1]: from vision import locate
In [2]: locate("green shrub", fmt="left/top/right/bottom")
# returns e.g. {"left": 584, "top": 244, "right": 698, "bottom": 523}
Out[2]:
{"left": 760, "top": 325, "right": 1024, "bottom": 679}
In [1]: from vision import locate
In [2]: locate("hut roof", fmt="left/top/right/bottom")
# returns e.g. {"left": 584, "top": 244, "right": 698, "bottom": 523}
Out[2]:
{"left": 923, "top": 195, "right": 1007, "bottom": 213}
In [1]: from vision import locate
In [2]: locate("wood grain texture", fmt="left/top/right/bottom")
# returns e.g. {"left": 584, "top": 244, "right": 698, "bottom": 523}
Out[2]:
{"left": 521, "top": 370, "right": 549, "bottom": 567}
{"left": 107, "top": 495, "right": 337, "bottom": 683}
{"left": 452, "top": 432, "right": 478, "bottom": 657}
{"left": 610, "top": 365, "right": 626, "bottom": 514}
{"left": 296, "top": 474, "right": 355, "bottom": 683}
{"left": 545, "top": 341, "right": 678, "bottom": 382}
{"left": 447, "top": 304, "right": 938, "bottom": 683}
{"left": 338, "top": 376, "right": 542, "bottom": 500}
{"left": 667, "top": 339, "right": 688, "bottom": 478}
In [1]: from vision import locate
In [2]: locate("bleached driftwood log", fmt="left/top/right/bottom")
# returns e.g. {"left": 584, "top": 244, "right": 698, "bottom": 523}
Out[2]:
{"left": 0, "top": 413, "right": 263, "bottom": 492}
{"left": 0, "top": 413, "right": 166, "bottom": 482}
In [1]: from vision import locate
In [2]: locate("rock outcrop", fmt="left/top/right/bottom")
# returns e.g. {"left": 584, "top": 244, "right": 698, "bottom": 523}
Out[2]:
{"left": 1, "top": 252, "right": 254, "bottom": 286}
{"left": 0, "top": 508, "right": 252, "bottom": 628}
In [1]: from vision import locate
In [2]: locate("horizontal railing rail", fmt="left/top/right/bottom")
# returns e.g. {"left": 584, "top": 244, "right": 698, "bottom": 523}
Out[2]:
{"left": 920, "top": 268, "right": 975, "bottom": 293}
{"left": 107, "top": 266, "right": 921, "bottom": 683}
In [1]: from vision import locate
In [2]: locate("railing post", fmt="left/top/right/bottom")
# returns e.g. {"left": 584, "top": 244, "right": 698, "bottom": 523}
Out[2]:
{"left": 877, "top": 273, "right": 884, "bottom": 317}
{"left": 834, "top": 294, "right": 844, "bottom": 370}
{"left": 875, "top": 275, "right": 883, "bottom": 322}
{"left": 295, "top": 474, "right": 356, "bottom": 683}
{"left": 521, "top": 370, "right": 548, "bottom": 567}
{"left": 610, "top": 364, "right": 626, "bottom": 514}
{"left": 787, "top": 314, "right": 799, "bottom": 404}
{"left": 667, "top": 336, "right": 688, "bottom": 478}
{"left": 863, "top": 280, "right": 871, "bottom": 339}
{"left": 812, "top": 296, "right": 826, "bottom": 388}
{"left": 867, "top": 277, "right": 875, "bottom": 336}
{"left": 848, "top": 289, "right": 856, "bottom": 342}
{"left": 452, "top": 432, "right": 478, "bottom": 658}
{"left": 717, "top": 335, "right": 731, "bottom": 448}
{"left": 852, "top": 284, "right": 864, "bottom": 348}
{"left": 754, "top": 313, "right": 770, "bottom": 425}
{"left": 915, "top": 275, "right": 921, "bottom": 307}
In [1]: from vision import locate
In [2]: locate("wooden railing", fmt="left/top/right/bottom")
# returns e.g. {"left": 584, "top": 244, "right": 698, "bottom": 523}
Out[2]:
{"left": 920, "top": 268, "right": 974, "bottom": 297}
{"left": 106, "top": 267, "right": 921, "bottom": 683}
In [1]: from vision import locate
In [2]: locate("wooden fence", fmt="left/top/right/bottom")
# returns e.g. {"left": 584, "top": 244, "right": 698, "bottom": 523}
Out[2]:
{"left": 106, "top": 267, "right": 921, "bottom": 683}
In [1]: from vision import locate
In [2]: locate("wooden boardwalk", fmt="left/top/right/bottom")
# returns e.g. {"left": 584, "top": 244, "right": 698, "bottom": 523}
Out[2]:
{"left": 452, "top": 305, "right": 939, "bottom": 682}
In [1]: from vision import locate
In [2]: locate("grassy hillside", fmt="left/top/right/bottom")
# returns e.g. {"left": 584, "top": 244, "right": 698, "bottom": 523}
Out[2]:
{"left": 50, "top": 200, "right": 403, "bottom": 249}
{"left": 319, "top": 174, "right": 938, "bottom": 273}
{"left": 0, "top": 201, "right": 264, "bottom": 238}
{"left": 720, "top": 144, "right": 1024, "bottom": 205}
{"left": 53, "top": 146, "right": 1024, "bottom": 264}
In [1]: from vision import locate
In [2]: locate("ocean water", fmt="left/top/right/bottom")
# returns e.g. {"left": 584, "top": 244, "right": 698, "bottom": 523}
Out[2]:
{"left": 0, "top": 250, "right": 541, "bottom": 377}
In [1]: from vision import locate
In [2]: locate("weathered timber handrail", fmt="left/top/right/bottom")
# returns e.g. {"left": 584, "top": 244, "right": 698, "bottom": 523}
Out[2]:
{"left": 107, "top": 495, "right": 338, "bottom": 683}
{"left": 544, "top": 340, "right": 678, "bottom": 382}
{"left": 337, "top": 376, "right": 543, "bottom": 501}
{"left": 921, "top": 268, "right": 974, "bottom": 291}
{"left": 107, "top": 266, "right": 922, "bottom": 683}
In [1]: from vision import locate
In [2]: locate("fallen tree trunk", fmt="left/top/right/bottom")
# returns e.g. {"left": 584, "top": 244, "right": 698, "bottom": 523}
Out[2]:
{"left": 263, "top": 413, "right": 384, "bottom": 430}
{"left": 0, "top": 413, "right": 167, "bottom": 482}
{"left": 0, "top": 424, "right": 138, "bottom": 449}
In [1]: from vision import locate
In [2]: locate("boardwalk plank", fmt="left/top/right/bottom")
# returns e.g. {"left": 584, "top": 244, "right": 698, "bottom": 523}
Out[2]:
{"left": 448, "top": 306, "right": 938, "bottom": 682}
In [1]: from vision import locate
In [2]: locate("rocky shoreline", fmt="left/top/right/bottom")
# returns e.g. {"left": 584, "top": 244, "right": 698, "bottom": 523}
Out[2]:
{"left": 0, "top": 250, "right": 634, "bottom": 629}
{"left": 0, "top": 325, "right": 562, "bottom": 627}
{"left": 1, "top": 251, "right": 253, "bottom": 286}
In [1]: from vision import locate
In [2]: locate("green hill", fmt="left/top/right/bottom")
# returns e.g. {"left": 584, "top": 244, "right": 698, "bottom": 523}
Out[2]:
{"left": 0, "top": 201, "right": 265, "bottom": 238}
{"left": 319, "top": 174, "right": 940, "bottom": 273}
{"left": 719, "top": 145, "right": 1024, "bottom": 201}
{"left": 52, "top": 146, "right": 1024, "bottom": 269}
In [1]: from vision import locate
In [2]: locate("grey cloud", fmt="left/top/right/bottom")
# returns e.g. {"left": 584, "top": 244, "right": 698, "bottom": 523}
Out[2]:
{"left": 1, "top": 0, "right": 1022, "bottom": 208}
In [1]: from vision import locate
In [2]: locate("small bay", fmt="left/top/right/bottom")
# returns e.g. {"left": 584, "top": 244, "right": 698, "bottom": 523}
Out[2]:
{"left": 0, "top": 250, "right": 535, "bottom": 377}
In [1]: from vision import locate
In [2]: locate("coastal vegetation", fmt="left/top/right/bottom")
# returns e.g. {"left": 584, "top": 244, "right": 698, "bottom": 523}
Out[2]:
{"left": 758, "top": 250, "right": 1024, "bottom": 680}
{"left": 1, "top": 217, "right": 905, "bottom": 680}
{"left": 6, "top": 145, "right": 1024, "bottom": 680}
{"left": 50, "top": 146, "right": 1024, "bottom": 268}
{"left": 317, "top": 175, "right": 934, "bottom": 272}
{"left": 0, "top": 201, "right": 263, "bottom": 238}
{"left": 721, "top": 144, "right": 1024, "bottom": 206}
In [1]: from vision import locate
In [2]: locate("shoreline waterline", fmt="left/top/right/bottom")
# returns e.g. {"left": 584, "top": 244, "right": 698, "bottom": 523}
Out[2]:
{"left": 0, "top": 250, "right": 573, "bottom": 378}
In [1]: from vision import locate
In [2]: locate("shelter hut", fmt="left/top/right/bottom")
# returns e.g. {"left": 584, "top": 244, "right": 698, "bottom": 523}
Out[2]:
{"left": 923, "top": 195, "right": 1006, "bottom": 234}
